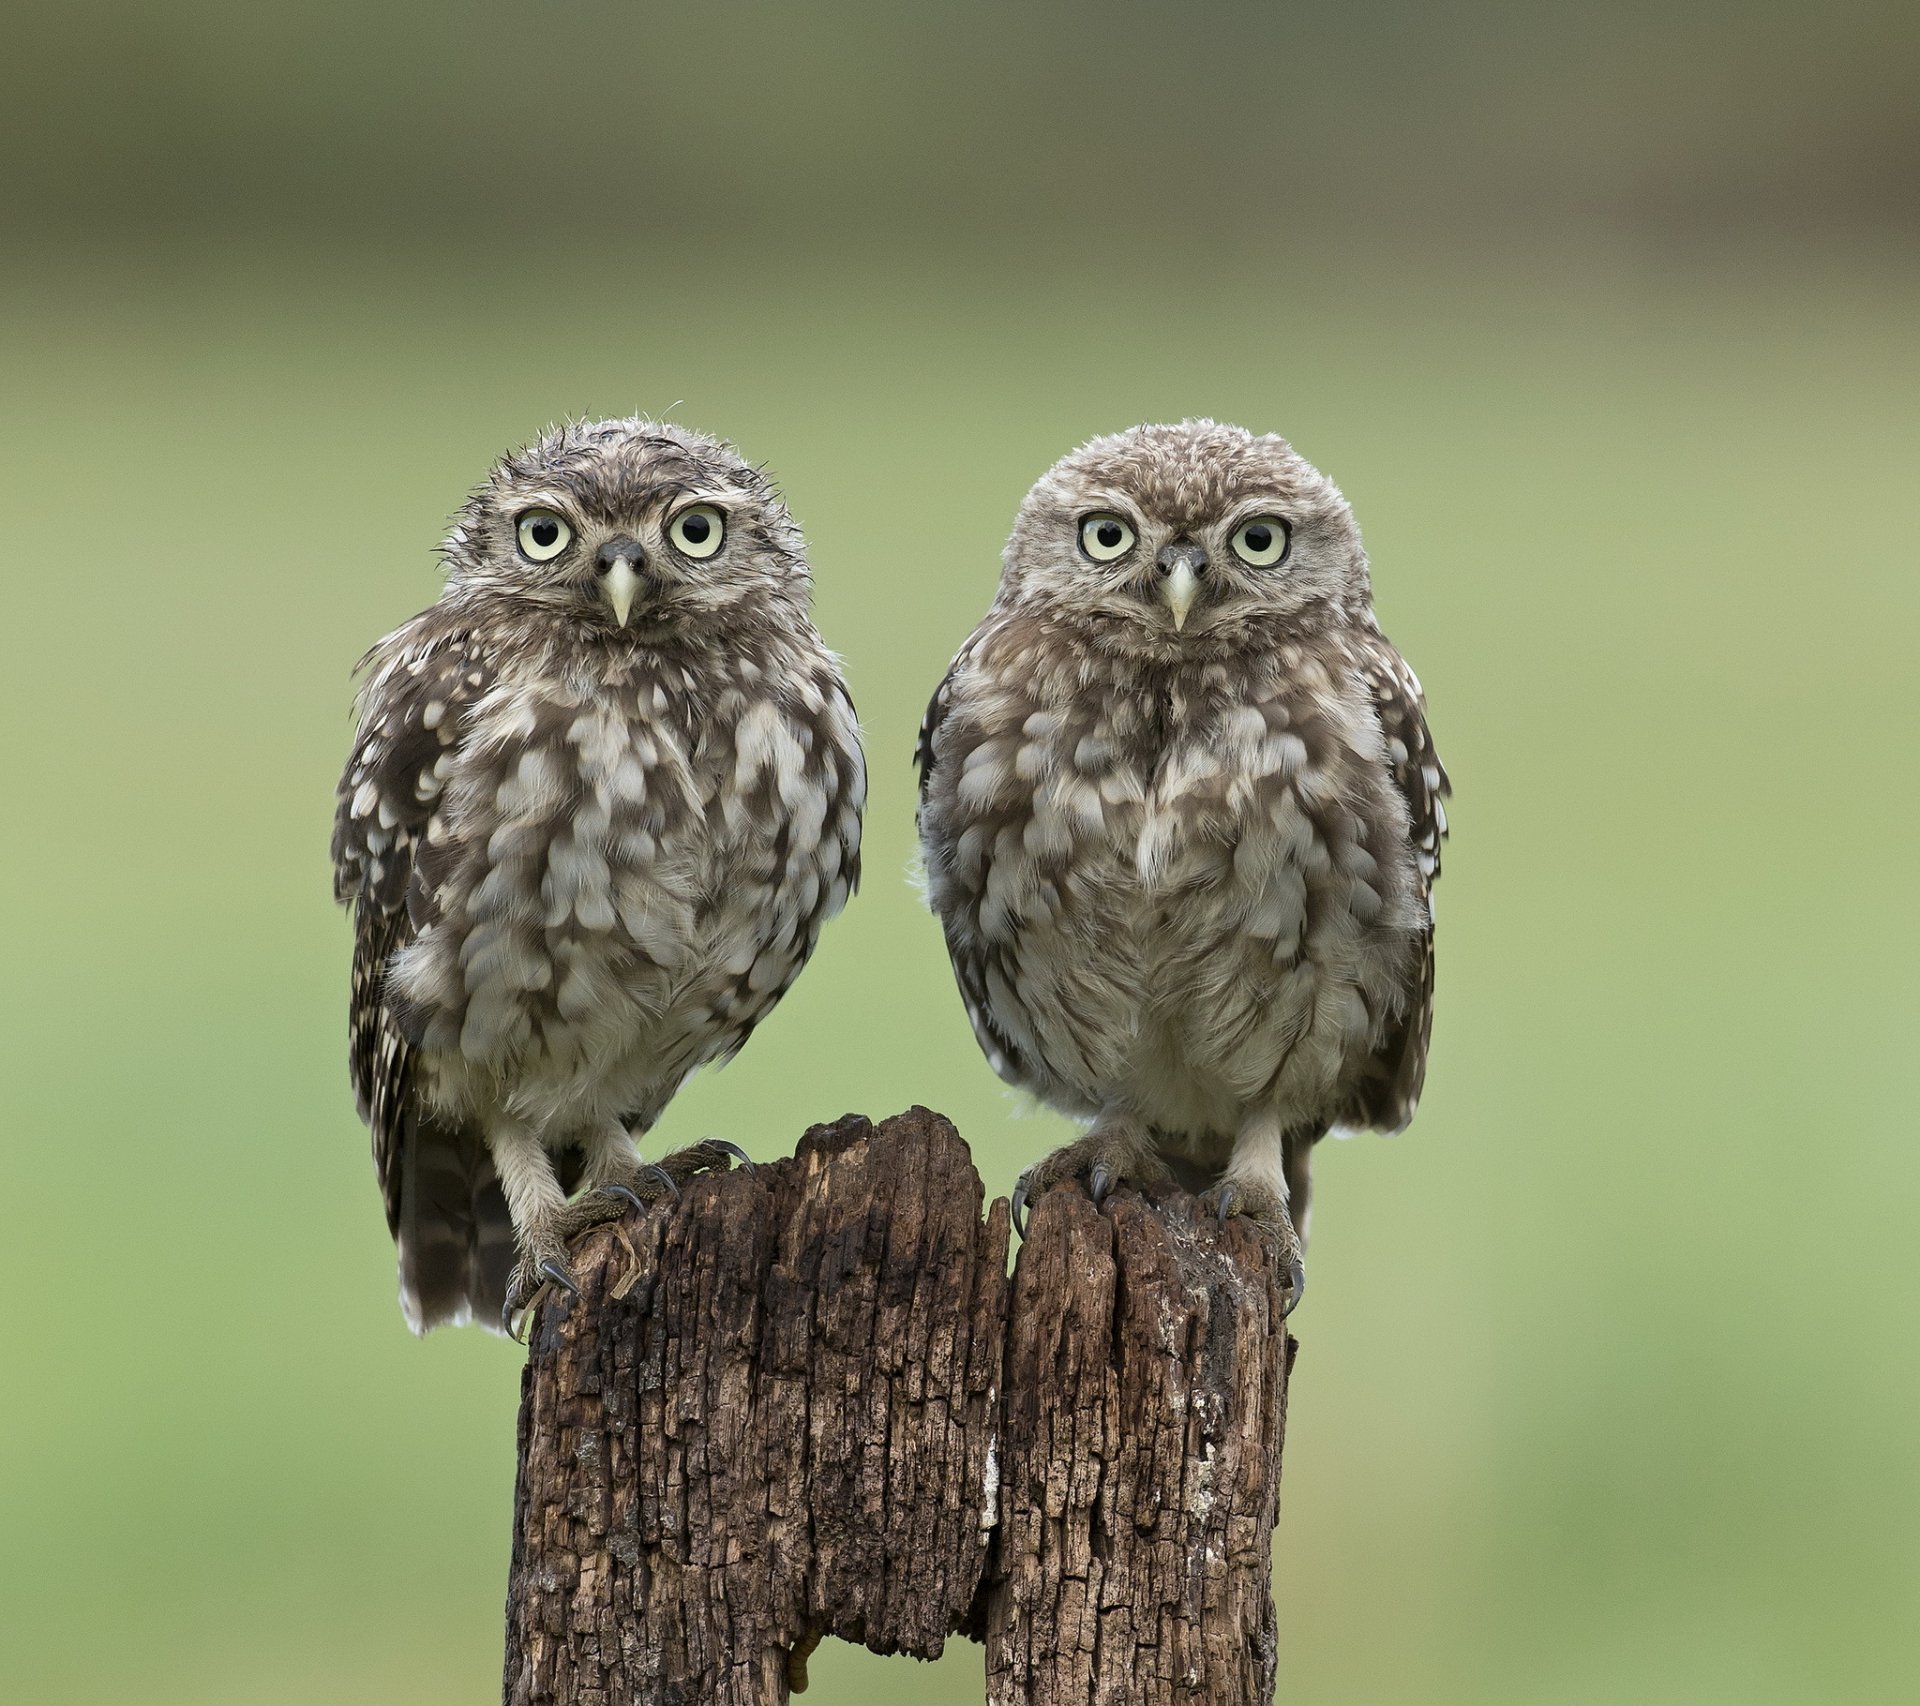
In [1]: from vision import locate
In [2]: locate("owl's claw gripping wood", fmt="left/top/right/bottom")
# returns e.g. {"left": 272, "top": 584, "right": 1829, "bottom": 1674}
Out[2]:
{"left": 503, "top": 1249, "right": 581, "bottom": 1338}
{"left": 1203, "top": 1180, "right": 1307, "bottom": 1317}
{"left": 657, "top": 1137, "right": 757, "bottom": 1184}
{"left": 1010, "top": 1121, "right": 1173, "bottom": 1241}
{"left": 499, "top": 1140, "right": 763, "bottom": 1335}
{"left": 599, "top": 1141, "right": 753, "bottom": 1214}
{"left": 1087, "top": 1161, "right": 1118, "bottom": 1207}
{"left": 599, "top": 1164, "right": 680, "bottom": 1214}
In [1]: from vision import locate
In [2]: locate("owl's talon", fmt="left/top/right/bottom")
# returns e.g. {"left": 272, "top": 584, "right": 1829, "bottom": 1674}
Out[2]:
{"left": 649, "top": 1138, "right": 758, "bottom": 1191}
{"left": 1280, "top": 1256, "right": 1306, "bottom": 1319}
{"left": 1012, "top": 1122, "right": 1169, "bottom": 1241}
{"left": 704, "top": 1138, "right": 757, "bottom": 1177}
{"left": 503, "top": 1260, "right": 564, "bottom": 1339}
{"left": 594, "top": 1161, "right": 684, "bottom": 1221}
{"left": 1202, "top": 1181, "right": 1306, "bottom": 1316}
{"left": 1087, "top": 1161, "right": 1116, "bottom": 1207}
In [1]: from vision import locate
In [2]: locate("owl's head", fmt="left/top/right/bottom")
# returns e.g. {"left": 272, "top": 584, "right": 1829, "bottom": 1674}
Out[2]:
{"left": 1000, "top": 420, "right": 1370, "bottom": 648}
{"left": 443, "top": 419, "right": 809, "bottom": 639}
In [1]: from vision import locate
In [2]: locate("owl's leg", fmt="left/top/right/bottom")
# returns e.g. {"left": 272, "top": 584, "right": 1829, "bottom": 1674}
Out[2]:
{"left": 1202, "top": 1112, "right": 1310, "bottom": 1316}
{"left": 1010, "top": 1104, "right": 1172, "bottom": 1239}
{"left": 1283, "top": 1127, "right": 1317, "bottom": 1250}
{"left": 497, "top": 1123, "right": 696, "bottom": 1332}
{"left": 490, "top": 1120, "right": 581, "bottom": 1332}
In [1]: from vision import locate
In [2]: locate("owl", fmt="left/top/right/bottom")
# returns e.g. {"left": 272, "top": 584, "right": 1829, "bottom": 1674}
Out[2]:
{"left": 333, "top": 419, "right": 865, "bottom": 1333}
{"left": 915, "top": 421, "right": 1448, "bottom": 1310}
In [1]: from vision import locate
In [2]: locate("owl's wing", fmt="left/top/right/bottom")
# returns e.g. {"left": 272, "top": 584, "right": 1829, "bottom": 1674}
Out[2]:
{"left": 700, "top": 665, "right": 868, "bottom": 1068}
{"left": 331, "top": 612, "right": 496, "bottom": 1235}
{"left": 1350, "top": 636, "right": 1451, "bottom": 1132}
{"left": 912, "top": 627, "right": 1043, "bottom": 1088}
{"left": 823, "top": 677, "right": 866, "bottom": 904}
{"left": 912, "top": 643, "right": 968, "bottom": 796}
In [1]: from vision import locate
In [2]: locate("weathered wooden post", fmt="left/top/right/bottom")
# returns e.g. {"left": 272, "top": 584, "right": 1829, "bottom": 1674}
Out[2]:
{"left": 503, "top": 1108, "right": 1295, "bottom": 1706}
{"left": 982, "top": 1183, "right": 1295, "bottom": 1704}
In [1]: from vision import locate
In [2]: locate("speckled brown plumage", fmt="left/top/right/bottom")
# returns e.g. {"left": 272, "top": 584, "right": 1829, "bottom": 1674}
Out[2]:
{"left": 334, "top": 419, "right": 865, "bottom": 1331}
{"left": 916, "top": 420, "right": 1448, "bottom": 1308}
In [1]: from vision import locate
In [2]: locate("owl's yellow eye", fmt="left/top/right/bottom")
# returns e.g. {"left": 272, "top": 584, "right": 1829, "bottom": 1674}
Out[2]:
{"left": 1230, "top": 516, "right": 1290, "bottom": 568}
{"left": 669, "top": 504, "right": 726, "bottom": 559}
{"left": 516, "top": 509, "right": 572, "bottom": 562}
{"left": 1079, "top": 513, "right": 1136, "bottom": 562}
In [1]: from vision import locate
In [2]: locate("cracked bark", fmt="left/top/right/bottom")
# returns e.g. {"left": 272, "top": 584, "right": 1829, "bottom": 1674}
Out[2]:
{"left": 502, "top": 1108, "right": 1296, "bottom": 1706}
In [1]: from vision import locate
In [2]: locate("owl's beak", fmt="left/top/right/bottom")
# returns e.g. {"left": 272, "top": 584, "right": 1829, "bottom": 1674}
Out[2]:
{"left": 603, "top": 558, "right": 642, "bottom": 627}
{"left": 1157, "top": 542, "right": 1207, "bottom": 631}
{"left": 597, "top": 540, "right": 647, "bottom": 627}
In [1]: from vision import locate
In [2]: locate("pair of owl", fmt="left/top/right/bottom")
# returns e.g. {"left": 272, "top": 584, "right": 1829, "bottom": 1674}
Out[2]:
{"left": 333, "top": 418, "right": 1448, "bottom": 1334}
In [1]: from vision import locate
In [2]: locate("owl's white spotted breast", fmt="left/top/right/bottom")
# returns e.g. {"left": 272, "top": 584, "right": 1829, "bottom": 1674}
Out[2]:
{"left": 346, "top": 611, "right": 864, "bottom": 1139}
{"left": 918, "top": 614, "right": 1432, "bottom": 1152}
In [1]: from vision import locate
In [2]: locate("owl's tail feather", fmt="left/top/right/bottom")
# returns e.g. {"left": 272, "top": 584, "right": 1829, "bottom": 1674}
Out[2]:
{"left": 396, "top": 1117, "right": 515, "bottom": 1334}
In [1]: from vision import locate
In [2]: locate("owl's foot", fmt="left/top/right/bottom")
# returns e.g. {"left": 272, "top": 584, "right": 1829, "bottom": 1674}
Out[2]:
{"left": 589, "top": 1141, "right": 752, "bottom": 1220}
{"left": 502, "top": 1241, "right": 583, "bottom": 1338}
{"left": 1201, "top": 1179, "right": 1306, "bottom": 1317}
{"left": 500, "top": 1159, "right": 693, "bottom": 1336}
{"left": 591, "top": 1161, "right": 682, "bottom": 1218}
{"left": 654, "top": 1136, "right": 756, "bottom": 1186}
{"left": 1011, "top": 1122, "right": 1172, "bottom": 1240}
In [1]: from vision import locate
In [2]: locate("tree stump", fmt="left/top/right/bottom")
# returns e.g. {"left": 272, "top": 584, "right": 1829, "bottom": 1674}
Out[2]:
{"left": 503, "top": 1109, "right": 1296, "bottom": 1706}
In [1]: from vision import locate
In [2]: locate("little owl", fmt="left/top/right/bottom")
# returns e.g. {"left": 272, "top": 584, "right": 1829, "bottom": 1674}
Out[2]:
{"left": 916, "top": 420, "right": 1448, "bottom": 1310}
{"left": 333, "top": 419, "right": 865, "bottom": 1333}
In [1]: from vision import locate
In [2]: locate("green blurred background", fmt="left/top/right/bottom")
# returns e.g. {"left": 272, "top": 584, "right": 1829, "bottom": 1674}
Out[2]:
{"left": 2, "top": 3, "right": 1915, "bottom": 1701}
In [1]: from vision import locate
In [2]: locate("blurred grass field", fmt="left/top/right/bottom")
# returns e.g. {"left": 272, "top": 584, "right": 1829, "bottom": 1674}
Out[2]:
{"left": 0, "top": 237, "right": 1914, "bottom": 1703}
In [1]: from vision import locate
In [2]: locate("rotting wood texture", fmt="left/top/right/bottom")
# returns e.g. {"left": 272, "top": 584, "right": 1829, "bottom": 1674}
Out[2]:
{"left": 982, "top": 1182, "right": 1296, "bottom": 1705}
{"left": 503, "top": 1108, "right": 1295, "bottom": 1706}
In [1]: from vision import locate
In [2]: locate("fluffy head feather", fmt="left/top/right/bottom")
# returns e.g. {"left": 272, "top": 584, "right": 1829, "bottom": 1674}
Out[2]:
{"left": 442, "top": 417, "right": 810, "bottom": 639}
{"left": 1000, "top": 418, "right": 1373, "bottom": 652}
